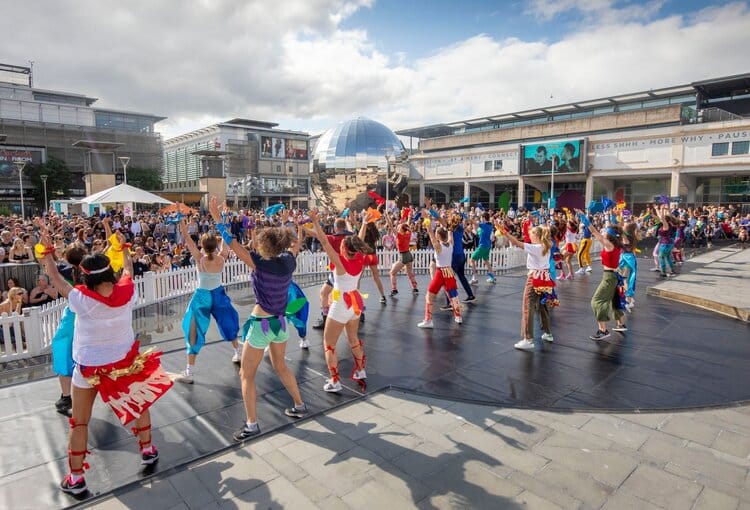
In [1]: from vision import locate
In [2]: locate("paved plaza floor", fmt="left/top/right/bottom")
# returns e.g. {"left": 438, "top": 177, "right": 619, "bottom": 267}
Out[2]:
{"left": 0, "top": 244, "right": 748, "bottom": 508}
{"left": 86, "top": 389, "right": 750, "bottom": 510}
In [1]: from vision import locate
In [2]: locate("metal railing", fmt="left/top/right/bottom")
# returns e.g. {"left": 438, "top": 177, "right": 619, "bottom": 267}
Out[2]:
{"left": 0, "top": 246, "right": 536, "bottom": 364}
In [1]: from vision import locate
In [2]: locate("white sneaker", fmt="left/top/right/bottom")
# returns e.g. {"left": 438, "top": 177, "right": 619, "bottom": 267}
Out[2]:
{"left": 231, "top": 352, "right": 241, "bottom": 364}
{"left": 541, "top": 333, "right": 554, "bottom": 342}
{"left": 486, "top": 277, "right": 496, "bottom": 284}
{"left": 352, "top": 369, "right": 367, "bottom": 380}
{"left": 174, "top": 370, "right": 194, "bottom": 384}
{"left": 575, "top": 268, "right": 586, "bottom": 275}
{"left": 649, "top": 267, "right": 660, "bottom": 272}
{"left": 299, "top": 338, "right": 310, "bottom": 349}
{"left": 585, "top": 266, "right": 592, "bottom": 272}
{"left": 417, "top": 320, "right": 434, "bottom": 329}
{"left": 454, "top": 316, "right": 463, "bottom": 324}
{"left": 514, "top": 339, "right": 535, "bottom": 351}
{"left": 470, "top": 277, "right": 478, "bottom": 284}
{"left": 323, "top": 379, "right": 342, "bottom": 393}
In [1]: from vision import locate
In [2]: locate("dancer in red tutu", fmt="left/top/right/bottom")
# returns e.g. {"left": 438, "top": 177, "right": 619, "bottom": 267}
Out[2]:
{"left": 38, "top": 229, "right": 172, "bottom": 496}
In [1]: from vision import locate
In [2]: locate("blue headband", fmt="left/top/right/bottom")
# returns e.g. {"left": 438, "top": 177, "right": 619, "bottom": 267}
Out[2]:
{"left": 605, "top": 227, "right": 618, "bottom": 237}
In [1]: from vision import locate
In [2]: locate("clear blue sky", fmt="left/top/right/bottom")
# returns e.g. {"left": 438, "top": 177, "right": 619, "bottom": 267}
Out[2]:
{"left": 342, "top": 0, "right": 728, "bottom": 61}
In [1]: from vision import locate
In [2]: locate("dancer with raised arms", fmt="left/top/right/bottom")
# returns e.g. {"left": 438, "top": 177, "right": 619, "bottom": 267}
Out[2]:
{"left": 307, "top": 209, "right": 373, "bottom": 392}
{"left": 209, "top": 198, "right": 308, "bottom": 441}
{"left": 38, "top": 227, "right": 172, "bottom": 496}
{"left": 174, "top": 210, "right": 241, "bottom": 384}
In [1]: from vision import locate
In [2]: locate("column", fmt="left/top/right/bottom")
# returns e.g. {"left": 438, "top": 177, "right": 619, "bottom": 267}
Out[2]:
{"left": 517, "top": 177, "right": 525, "bottom": 207}
{"left": 419, "top": 182, "right": 426, "bottom": 206}
{"left": 585, "top": 174, "right": 594, "bottom": 205}
{"left": 463, "top": 180, "right": 470, "bottom": 200}
{"left": 670, "top": 169, "right": 680, "bottom": 197}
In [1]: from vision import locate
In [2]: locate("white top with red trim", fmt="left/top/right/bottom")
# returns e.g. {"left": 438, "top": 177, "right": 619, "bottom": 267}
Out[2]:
{"left": 68, "top": 288, "right": 138, "bottom": 367}
{"left": 434, "top": 243, "right": 452, "bottom": 268}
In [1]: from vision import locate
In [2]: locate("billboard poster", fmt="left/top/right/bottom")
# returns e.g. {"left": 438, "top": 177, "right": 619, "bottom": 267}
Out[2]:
{"left": 285, "top": 139, "right": 308, "bottom": 160}
{"left": 0, "top": 147, "right": 45, "bottom": 178}
{"left": 261, "top": 136, "right": 308, "bottom": 160}
{"left": 522, "top": 139, "right": 585, "bottom": 175}
{"left": 260, "top": 136, "right": 285, "bottom": 159}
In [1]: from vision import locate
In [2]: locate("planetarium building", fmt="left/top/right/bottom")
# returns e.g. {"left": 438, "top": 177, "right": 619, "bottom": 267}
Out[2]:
{"left": 311, "top": 117, "right": 409, "bottom": 211}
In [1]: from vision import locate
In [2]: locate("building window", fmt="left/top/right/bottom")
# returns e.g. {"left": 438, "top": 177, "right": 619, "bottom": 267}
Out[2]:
{"left": 731, "top": 141, "right": 749, "bottom": 155}
{"left": 289, "top": 166, "right": 294, "bottom": 173}
{"left": 276, "top": 165, "right": 282, "bottom": 173}
{"left": 711, "top": 142, "right": 729, "bottom": 156}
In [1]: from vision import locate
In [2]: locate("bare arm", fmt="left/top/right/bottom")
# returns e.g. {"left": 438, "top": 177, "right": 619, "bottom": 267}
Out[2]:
{"left": 40, "top": 255, "right": 73, "bottom": 298}
{"left": 309, "top": 211, "right": 345, "bottom": 273}
{"left": 497, "top": 222, "right": 524, "bottom": 249}
{"left": 289, "top": 224, "right": 304, "bottom": 257}
{"left": 209, "top": 197, "right": 256, "bottom": 270}
{"left": 179, "top": 218, "right": 202, "bottom": 262}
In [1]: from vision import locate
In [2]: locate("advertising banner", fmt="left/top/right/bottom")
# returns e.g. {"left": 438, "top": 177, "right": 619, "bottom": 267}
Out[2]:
{"left": 261, "top": 136, "right": 308, "bottom": 160}
{"left": 285, "top": 139, "right": 308, "bottom": 160}
{"left": 522, "top": 139, "right": 584, "bottom": 175}
{"left": 0, "top": 147, "right": 45, "bottom": 178}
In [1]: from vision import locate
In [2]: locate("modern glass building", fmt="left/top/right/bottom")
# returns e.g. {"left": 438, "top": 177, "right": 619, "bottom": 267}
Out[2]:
{"left": 0, "top": 63, "right": 165, "bottom": 211}
{"left": 162, "top": 119, "right": 310, "bottom": 209}
{"left": 398, "top": 73, "right": 750, "bottom": 210}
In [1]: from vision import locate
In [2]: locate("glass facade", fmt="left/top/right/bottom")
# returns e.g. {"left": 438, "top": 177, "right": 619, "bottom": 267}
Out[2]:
{"left": 697, "top": 176, "right": 750, "bottom": 204}
{"left": 460, "top": 94, "right": 696, "bottom": 135}
{"left": 95, "top": 111, "right": 155, "bottom": 133}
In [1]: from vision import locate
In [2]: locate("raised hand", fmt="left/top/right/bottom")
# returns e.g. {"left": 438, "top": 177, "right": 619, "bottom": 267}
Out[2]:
{"left": 208, "top": 196, "right": 222, "bottom": 222}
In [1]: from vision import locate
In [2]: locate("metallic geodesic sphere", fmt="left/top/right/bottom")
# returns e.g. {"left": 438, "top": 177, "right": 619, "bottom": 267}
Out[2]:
{"left": 311, "top": 117, "right": 408, "bottom": 211}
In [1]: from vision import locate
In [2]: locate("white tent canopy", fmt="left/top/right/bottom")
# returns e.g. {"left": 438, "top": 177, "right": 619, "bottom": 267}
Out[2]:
{"left": 81, "top": 183, "right": 173, "bottom": 205}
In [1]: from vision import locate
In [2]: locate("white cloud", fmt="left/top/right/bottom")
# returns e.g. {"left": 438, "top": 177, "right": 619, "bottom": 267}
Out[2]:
{"left": 525, "top": 0, "right": 665, "bottom": 24}
{"left": 2, "top": 1, "right": 749, "bottom": 141}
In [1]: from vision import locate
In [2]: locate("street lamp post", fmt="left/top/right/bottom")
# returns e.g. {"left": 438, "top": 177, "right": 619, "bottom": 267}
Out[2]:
{"left": 14, "top": 161, "right": 27, "bottom": 219}
{"left": 40, "top": 174, "right": 49, "bottom": 215}
{"left": 117, "top": 156, "right": 130, "bottom": 185}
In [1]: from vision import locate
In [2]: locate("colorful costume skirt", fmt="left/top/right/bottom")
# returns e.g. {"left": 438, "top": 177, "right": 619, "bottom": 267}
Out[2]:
{"left": 182, "top": 286, "right": 240, "bottom": 355}
{"left": 79, "top": 341, "right": 172, "bottom": 425}
{"left": 529, "top": 269, "right": 559, "bottom": 308}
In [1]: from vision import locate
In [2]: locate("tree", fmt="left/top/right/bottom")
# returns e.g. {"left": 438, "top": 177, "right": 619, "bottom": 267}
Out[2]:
{"left": 126, "top": 167, "right": 163, "bottom": 191}
{"left": 26, "top": 156, "right": 73, "bottom": 206}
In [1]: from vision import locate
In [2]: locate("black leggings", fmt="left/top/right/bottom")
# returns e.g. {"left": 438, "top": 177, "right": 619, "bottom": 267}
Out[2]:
{"left": 446, "top": 254, "right": 474, "bottom": 303}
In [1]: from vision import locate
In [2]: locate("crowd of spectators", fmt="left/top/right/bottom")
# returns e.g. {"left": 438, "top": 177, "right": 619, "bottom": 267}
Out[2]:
{"left": 0, "top": 201, "right": 746, "bottom": 314}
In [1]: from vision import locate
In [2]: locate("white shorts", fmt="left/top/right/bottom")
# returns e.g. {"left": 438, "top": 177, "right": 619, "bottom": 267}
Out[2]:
{"left": 327, "top": 300, "right": 359, "bottom": 324}
{"left": 72, "top": 365, "right": 93, "bottom": 389}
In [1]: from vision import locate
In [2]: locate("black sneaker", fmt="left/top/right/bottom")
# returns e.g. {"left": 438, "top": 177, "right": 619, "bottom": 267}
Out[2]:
{"left": 612, "top": 324, "right": 628, "bottom": 332}
{"left": 439, "top": 304, "right": 453, "bottom": 311}
{"left": 380, "top": 295, "right": 387, "bottom": 305}
{"left": 412, "top": 287, "right": 419, "bottom": 294}
{"left": 462, "top": 296, "right": 477, "bottom": 304}
{"left": 233, "top": 423, "right": 261, "bottom": 442}
{"left": 55, "top": 394, "right": 72, "bottom": 416}
{"left": 589, "top": 329, "right": 610, "bottom": 341}
{"left": 141, "top": 446, "right": 159, "bottom": 465}
{"left": 284, "top": 403, "right": 309, "bottom": 419}
{"left": 312, "top": 316, "right": 326, "bottom": 330}
{"left": 390, "top": 289, "right": 398, "bottom": 296}
{"left": 60, "top": 474, "right": 87, "bottom": 495}
{"left": 359, "top": 312, "right": 365, "bottom": 324}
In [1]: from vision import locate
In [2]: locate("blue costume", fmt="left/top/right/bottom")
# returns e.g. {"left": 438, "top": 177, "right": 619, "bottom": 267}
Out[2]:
{"left": 182, "top": 267, "right": 239, "bottom": 355}
{"left": 51, "top": 306, "right": 76, "bottom": 377}
{"left": 618, "top": 251, "right": 637, "bottom": 298}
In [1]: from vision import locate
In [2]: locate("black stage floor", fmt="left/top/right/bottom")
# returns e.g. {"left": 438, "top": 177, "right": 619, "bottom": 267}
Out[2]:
{"left": 1, "top": 254, "right": 748, "bottom": 508}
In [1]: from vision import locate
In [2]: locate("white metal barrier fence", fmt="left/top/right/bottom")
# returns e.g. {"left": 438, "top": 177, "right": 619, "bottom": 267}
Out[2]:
{"left": 0, "top": 246, "right": 550, "bottom": 364}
